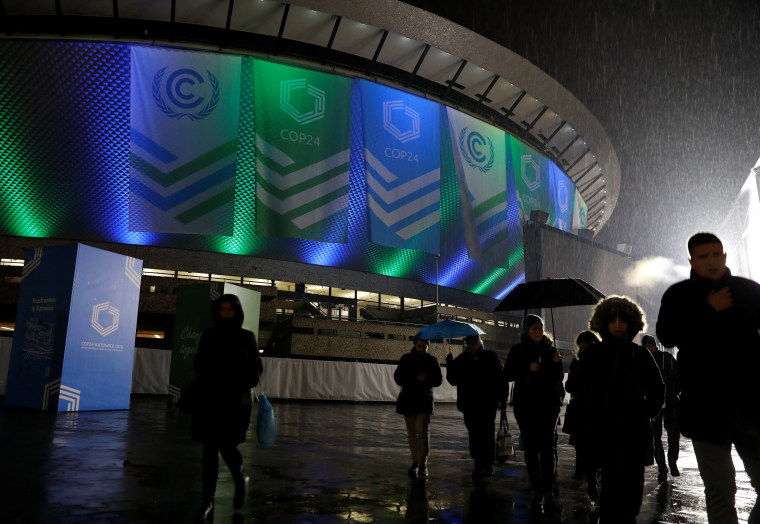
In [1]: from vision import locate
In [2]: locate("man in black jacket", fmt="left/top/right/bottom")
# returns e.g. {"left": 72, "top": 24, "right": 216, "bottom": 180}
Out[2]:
{"left": 657, "top": 232, "right": 760, "bottom": 524}
{"left": 642, "top": 334, "right": 681, "bottom": 483}
{"left": 445, "top": 335, "right": 504, "bottom": 482}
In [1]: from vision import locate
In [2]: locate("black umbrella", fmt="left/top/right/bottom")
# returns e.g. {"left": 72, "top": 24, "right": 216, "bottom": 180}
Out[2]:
{"left": 493, "top": 278, "right": 605, "bottom": 343}
{"left": 494, "top": 278, "right": 605, "bottom": 312}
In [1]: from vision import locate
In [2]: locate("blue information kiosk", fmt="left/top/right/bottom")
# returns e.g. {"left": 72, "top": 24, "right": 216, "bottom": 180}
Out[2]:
{"left": 4, "top": 243, "right": 143, "bottom": 411}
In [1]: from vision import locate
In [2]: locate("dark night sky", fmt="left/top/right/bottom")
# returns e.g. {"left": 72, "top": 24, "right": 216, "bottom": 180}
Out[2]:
{"left": 404, "top": 0, "right": 760, "bottom": 263}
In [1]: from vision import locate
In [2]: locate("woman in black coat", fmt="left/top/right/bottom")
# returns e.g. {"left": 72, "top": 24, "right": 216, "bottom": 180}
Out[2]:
{"left": 393, "top": 337, "right": 443, "bottom": 478}
{"left": 574, "top": 296, "right": 664, "bottom": 524}
{"left": 503, "top": 314, "right": 565, "bottom": 515}
{"left": 192, "top": 294, "right": 263, "bottom": 520}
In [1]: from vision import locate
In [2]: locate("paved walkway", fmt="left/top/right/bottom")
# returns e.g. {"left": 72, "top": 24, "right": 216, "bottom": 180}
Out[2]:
{"left": 0, "top": 396, "right": 755, "bottom": 523}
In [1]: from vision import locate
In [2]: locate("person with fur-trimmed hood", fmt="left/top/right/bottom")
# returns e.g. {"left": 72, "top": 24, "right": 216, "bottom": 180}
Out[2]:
{"left": 503, "top": 314, "right": 565, "bottom": 515}
{"left": 574, "top": 296, "right": 664, "bottom": 524}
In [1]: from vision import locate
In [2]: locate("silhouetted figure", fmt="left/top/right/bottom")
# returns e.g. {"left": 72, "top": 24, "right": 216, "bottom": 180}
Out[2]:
{"left": 394, "top": 336, "right": 443, "bottom": 479}
{"left": 574, "top": 296, "right": 664, "bottom": 524}
{"left": 503, "top": 314, "right": 564, "bottom": 516}
{"left": 446, "top": 335, "right": 504, "bottom": 482}
{"left": 641, "top": 334, "right": 681, "bottom": 483}
{"left": 658, "top": 232, "right": 760, "bottom": 524}
{"left": 191, "top": 294, "right": 263, "bottom": 521}
{"left": 565, "top": 329, "right": 602, "bottom": 502}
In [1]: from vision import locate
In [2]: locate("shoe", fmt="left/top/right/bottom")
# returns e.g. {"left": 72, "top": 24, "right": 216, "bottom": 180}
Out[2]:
{"left": 408, "top": 463, "right": 419, "bottom": 477}
{"left": 472, "top": 465, "right": 484, "bottom": 482}
{"left": 543, "top": 491, "right": 559, "bottom": 514}
{"left": 233, "top": 470, "right": 250, "bottom": 510}
{"left": 418, "top": 465, "right": 429, "bottom": 478}
{"left": 195, "top": 498, "right": 214, "bottom": 522}
{"left": 669, "top": 462, "right": 680, "bottom": 476}
{"left": 657, "top": 468, "right": 668, "bottom": 483}
{"left": 531, "top": 492, "right": 544, "bottom": 519}
{"left": 587, "top": 481, "right": 599, "bottom": 503}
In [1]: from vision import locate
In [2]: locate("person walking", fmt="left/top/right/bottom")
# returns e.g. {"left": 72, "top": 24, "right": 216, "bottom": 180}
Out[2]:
{"left": 191, "top": 294, "right": 263, "bottom": 521}
{"left": 574, "top": 295, "right": 664, "bottom": 524}
{"left": 445, "top": 334, "right": 504, "bottom": 482}
{"left": 394, "top": 336, "right": 443, "bottom": 479}
{"left": 641, "top": 334, "right": 681, "bottom": 483}
{"left": 657, "top": 232, "right": 760, "bottom": 524}
{"left": 564, "top": 330, "right": 602, "bottom": 502}
{"left": 503, "top": 314, "right": 564, "bottom": 515}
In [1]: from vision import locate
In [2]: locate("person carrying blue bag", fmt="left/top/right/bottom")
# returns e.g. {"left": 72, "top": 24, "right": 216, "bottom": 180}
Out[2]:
{"left": 190, "top": 294, "right": 263, "bottom": 521}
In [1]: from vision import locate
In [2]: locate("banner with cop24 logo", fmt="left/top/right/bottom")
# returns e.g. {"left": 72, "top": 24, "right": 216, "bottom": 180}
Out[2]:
{"left": 509, "top": 136, "right": 552, "bottom": 225}
{"left": 360, "top": 81, "right": 440, "bottom": 254}
{"left": 253, "top": 60, "right": 351, "bottom": 243}
{"left": 550, "top": 163, "right": 575, "bottom": 232}
{"left": 129, "top": 46, "right": 242, "bottom": 235}
{"left": 446, "top": 107, "right": 509, "bottom": 268}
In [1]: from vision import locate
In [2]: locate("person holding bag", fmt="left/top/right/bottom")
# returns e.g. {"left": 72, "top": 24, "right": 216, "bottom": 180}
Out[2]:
{"left": 191, "top": 294, "right": 263, "bottom": 521}
{"left": 394, "top": 336, "right": 443, "bottom": 478}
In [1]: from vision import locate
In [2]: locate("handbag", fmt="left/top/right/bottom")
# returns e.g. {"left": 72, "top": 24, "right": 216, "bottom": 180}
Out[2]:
{"left": 253, "top": 388, "right": 277, "bottom": 449}
{"left": 496, "top": 405, "right": 515, "bottom": 463}
{"left": 562, "top": 398, "right": 578, "bottom": 435}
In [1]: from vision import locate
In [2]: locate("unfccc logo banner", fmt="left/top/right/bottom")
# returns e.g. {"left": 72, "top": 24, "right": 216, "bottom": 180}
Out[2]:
{"left": 152, "top": 67, "right": 220, "bottom": 121}
{"left": 383, "top": 100, "right": 420, "bottom": 143}
{"left": 279, "top": 79, "right": 326, "bottom": 125}
{"left": 91, "top": 302, "right": 120, "bottom": 337}
{"left": 459, "top": 128, "right": 494, "bottom": 173}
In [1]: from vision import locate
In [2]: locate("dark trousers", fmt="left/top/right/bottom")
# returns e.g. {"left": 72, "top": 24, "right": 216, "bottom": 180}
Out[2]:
{"left": 516, "top": 411, "right": 559, "bottom": 493}
{"left": 463, "top": 410, "right": 496, "bottom": 469}
{"left": 653, "top": 406, "right": 680, "bottom": 469}
{"left": 201, "top": 443, "right": 243, "bottom": 502}
{"left": 599, "top": 449, "right": 644, "bottom": 524}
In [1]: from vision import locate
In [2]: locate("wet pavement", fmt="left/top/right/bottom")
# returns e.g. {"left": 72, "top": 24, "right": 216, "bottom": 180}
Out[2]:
{"left": 0, "top": 396, "right": 756, "bottom": 523}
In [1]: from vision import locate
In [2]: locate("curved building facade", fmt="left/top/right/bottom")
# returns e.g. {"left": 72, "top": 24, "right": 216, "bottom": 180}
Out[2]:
{"left": 0, "top": 0, "right": 621, "bottom": 355}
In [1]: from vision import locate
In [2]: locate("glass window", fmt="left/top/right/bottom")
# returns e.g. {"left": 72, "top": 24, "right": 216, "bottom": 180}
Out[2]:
{"left": 143, "top": 268, "right": 175, "bottom": 278}
{"left": 243, "top": 277, "right": 273, "bottom": 286}
{"left": 331, "top": 287, "right": 356, "bottom": 299}
{"left": 210, "top": 274, "right": 241, "bottom": 283}
{"left": 306, "top": 284, "right": 329, "bottom": 295}
{"left": 274, "top": 280, "right": 295, "bottom": 292}
{"left": 177, "top": 271, "right": 209, "bottom": 281}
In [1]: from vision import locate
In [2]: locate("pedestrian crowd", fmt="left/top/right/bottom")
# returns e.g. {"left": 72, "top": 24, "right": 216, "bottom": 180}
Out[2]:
{"left": 186, "top": 232, "right": 759, "bottom": 524}
{"left": 392, "top": 232, "right": 759, "bottom": 524}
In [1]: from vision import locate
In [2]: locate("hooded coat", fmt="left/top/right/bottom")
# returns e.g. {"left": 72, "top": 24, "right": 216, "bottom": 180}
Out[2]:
{"left": 191, "top": 294, "right": 264, "bottom": 445}
{"left": 394, "top": 348, "right": 443, "bottom": 415}
{"left": 657, "top": 268, "right": 760, "bottom": 442}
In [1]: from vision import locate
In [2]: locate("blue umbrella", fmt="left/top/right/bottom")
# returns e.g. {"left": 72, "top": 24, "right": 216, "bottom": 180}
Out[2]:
{"left": 415, "top": 319, "right": 485, "bottom": 341}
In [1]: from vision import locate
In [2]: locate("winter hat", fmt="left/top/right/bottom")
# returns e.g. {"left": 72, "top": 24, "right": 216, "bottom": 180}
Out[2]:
{"left": 464, "top": 334, "right": 481, "bottom": 345}
{"left": 522, "top": 314, "right": 544, "bottom": 334}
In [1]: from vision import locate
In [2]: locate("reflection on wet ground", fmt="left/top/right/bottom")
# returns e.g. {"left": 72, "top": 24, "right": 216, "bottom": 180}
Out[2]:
{"left": 0, "top": 396, "right": 755, "bottom": 523}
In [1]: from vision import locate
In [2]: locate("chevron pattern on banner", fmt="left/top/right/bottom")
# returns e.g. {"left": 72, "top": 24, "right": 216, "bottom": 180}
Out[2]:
{"left": 255, "top": 134, "right": 350, "bottom": 232}
{"left": 365, "top": 149, "right": 440, "bottom": 242}
{"left": 42, "top": 378, "right": 61, "bottom": 410}
{"left": 59, "top": 384, "right": 81, "bottom": 412}
{"left": 22, "top": 247, "right": 43, "bottom": 280}
{"left": 125, "top": 256, "right": 141, "bottom": 288}
{"left": 130, "top": 129, "right": 238, "bottom": 228}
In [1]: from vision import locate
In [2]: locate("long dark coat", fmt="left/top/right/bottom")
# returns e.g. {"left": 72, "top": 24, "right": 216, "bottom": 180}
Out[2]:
{"left": 394, "top": 349, "right": 443, "bottom": 415}
{"left": 657, "top": 268, "right": 760, "bottom": 442}
{"left": 572, "top": 340, "right": 664, "bottom": 467}
{"left": 191, "top": 294, "right": 264, "bottom": 445}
